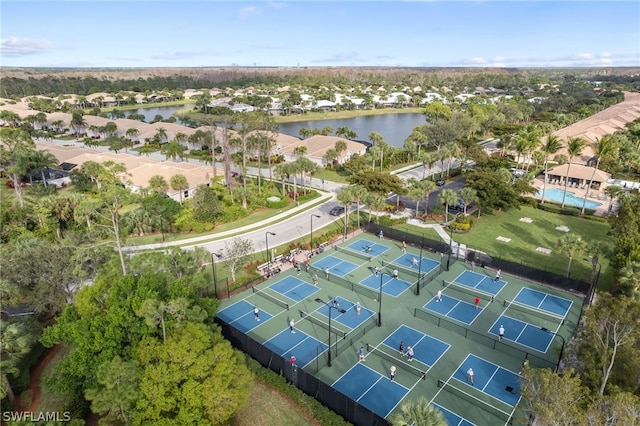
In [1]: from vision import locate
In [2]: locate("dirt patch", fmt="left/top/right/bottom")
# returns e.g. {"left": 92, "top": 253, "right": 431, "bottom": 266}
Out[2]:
{"left": 15, "top": 345, "right": 61, "bottom": 413}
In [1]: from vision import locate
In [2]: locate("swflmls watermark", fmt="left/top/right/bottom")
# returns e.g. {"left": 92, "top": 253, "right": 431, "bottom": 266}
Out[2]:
{"left": 2, "top": 411, "right": 72, "bottom": 422}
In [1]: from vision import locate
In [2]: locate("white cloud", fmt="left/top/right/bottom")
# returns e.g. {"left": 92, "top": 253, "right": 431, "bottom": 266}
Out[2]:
{"left": 0, "top": 37, "right": 53, "bottom": 57}
{"left": 267, "top": 2, "right": 286, "bottom": 9}
{"left": 469, "top": 57, "right": 487, "bottom": 64}
{"left": 236, "top": 6, "right": 259, "bottom": 20}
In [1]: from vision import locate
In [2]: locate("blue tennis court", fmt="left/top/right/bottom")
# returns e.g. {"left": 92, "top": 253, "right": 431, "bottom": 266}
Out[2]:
{"left": 263, "top": 328, "right": 328, "bottom": 368}
{"left": 454, "top": 354, "right": 521, "bottom": 407}
{"left": 489, "top": 315, "right": 554, "bottom": 353}
{"left": 269, "top": 276, "right": 319, "bottom": 302}
{"left": 382, "top": 324, "right": 450, "bottom": 367}
{"left": 360, "top": 273, "right": 413, "bottom": 297}
{"left": 216, "top": 300, "right": 274, "bottom": 333}
{"left": 316, "top": 296, "right": 375, "bottom": 329}
{"left": 391, "top": 253, "right": 440, "bottom": 276}
{"left": 313, "top": 255, "right": 359, "bottom": 277}
{"left": 424, "top": 294, "right": 483, "bottom": 325}
{"left": 346, "top": 239, "right": 389, "bottom": 257}
{"left": 333, "top": 362, "right": 409, "bottom": 419}
{"left": 513, "top": 288, "right": 572, "bottom": 318}
{"left": 433, "top": 404, "right": 475, "bottom": 426}
{"left": 454, "top": 270, "right": 506, "bottom": 296}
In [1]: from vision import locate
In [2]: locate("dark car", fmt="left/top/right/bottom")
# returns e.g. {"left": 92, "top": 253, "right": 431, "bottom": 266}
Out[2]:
{"left": 329, "top": 206, "right": 346, "bottom": 216}
{"left": 436, "top": 178, "right": 446, "bottom": 186}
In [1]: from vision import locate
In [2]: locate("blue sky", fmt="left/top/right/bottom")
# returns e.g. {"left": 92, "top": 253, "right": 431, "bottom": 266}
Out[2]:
{"left": 1, "top": 1, "right": 639, "bottom": 68}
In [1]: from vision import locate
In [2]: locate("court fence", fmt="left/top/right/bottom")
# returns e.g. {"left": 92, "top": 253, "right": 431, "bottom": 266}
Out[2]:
{"left": 363, "top": 223, "right": 590, "bottom": 294}
{"left": 216, "top": 317, "right": 388, "bottom": 426}
{"left": 413, "top": 307, "right": 557, "bottom": 370}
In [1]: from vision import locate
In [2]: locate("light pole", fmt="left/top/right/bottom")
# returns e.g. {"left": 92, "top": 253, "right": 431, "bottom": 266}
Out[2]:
{"left": 211, "top": 250, "right": 223, "bottom": 297}
{"left": 310, "top": 214, "right": 320, "bottom": 251}
{"left": 378, "top": 271, "right": 388, "bottom": 327}
{"left": 541, "top": 327, "right": 566, "bottom": 373}
{"left": 265, "top": 231, "right": 276, "bottom": 276}
{"left": 315, "top": 298, "right": 346, "bottom": 367}
{"left": 447, "top": 223, "right": 454, "bottom": 271}
{"left": 416, "top": 235, "right": 424, "bottom": 296}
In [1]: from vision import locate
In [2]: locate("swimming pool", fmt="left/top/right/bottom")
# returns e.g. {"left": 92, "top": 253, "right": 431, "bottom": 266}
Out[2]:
{"left": 535, "top": 188, "right": 603, "bottom": 209}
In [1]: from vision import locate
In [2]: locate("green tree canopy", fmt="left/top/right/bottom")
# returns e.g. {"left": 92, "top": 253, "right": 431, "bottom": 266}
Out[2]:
{"left": 133, "top": 322, "right": 252, "bottom": 425}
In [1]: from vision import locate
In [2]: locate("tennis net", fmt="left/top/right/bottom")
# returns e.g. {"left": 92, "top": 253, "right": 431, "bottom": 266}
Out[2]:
{"left": 437, "top": 379, "right": 513, "bottom": 422}
{"left": 382, "top": 260, "right": 423, "bottom": 281}
{"left": 335, "top": 246, "right": 372, "bottom": 263}
{"left": 309, "top": 265, "right": 378, "bottom": 299}
{"left": 298, "top": 310, "right": 347, "bottom": 339}
{"left": 503, "top": 299, "right": 565, "bottom": 325}
{"left": 443, "top": 279, "right": 496, "bottom": 301}
{"left": 366, "top": 343, "right": 426, "bottom": 380}
{"left": 252, "top": 286, "right": 289, "bottom": 310}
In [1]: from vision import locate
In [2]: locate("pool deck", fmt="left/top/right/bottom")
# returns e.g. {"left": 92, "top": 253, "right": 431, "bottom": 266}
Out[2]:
{"left": 533, "top": 178, "right": 611, "bottom": 216}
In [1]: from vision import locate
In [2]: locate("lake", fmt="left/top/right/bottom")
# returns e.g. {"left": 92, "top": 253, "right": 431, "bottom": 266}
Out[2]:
{"left": 278, "top": 113, "right": 426, "bottom": 147}
{"left": 132, "top": 104, "right": 425, "bottom": 147}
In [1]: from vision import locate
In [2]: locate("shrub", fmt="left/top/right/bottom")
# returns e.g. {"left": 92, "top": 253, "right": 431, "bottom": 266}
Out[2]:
{"left": 537, "top": 202, "right": 581, "bottom": 216}
{"left": 221, "top": 204, "right": 249, "bottom": 222}
{"left": 266, "top": 198, "right": 288, "bottom": 209}
{"left": 379, "top": 216, "right": 407, "bottom": 227}
{"left": 297, "top": 190, "right": 319, "bottom": 203}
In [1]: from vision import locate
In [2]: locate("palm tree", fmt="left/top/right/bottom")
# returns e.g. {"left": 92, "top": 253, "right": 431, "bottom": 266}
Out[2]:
{"left": 155, "top": 127, "right": 168, "bottom": 144}
{"left": 407, "top": 181, "right": 425, "bottom": 218}
{"left": 388, "top": 396, "right": 447, "bottom": 426}
{"left": 324, "top": 148, "right": 338, "bottom": 169}
{"left": 170, "top": 174, "right": 189, "bottom": 203}
{"left": 1, "top": 320, "right": 36, "bottom": 404}
{"left": 336, "top": 126, "right": 357, "bottom": 139}
{"left": 560, "top": 137, "right": 586, "bottom": 208}
{"left": 458, "top": 187, "right": 478, "bottom": 216}
{"left": 557, "top": 233, "right": 587, "bottom": 278}
{"left": 617, "top": 262, "right": 640, "bottom": 300}
{"left": 70, "top": 111, "right": 87, "bottom": 136}
{"left": 420, "top": 180, "right": 436, "bottom": 215}
{"left": 337, "top": 186, "right": 354, "bottom": 240}
{"left": 365, "top": 192, "right": 387, "bottom": 224}
{"left": 162, "top": 141, "right": 186, "bottom": 162}
{"left": 350, "top": 184, "right": 368, "bottom": 230}
{"left": 335, "top": 140, "right": 347, "bottom": 164}
{"left": 438, "top": 188, "right": 459, "bottom": 223}
{"left": 420, "top": 152, "right": 437, "bottom": 180}
{"left": 125, "top": 128, "right": 140, "bottom": 143}
{"left": 539, "top": 134, "right": 562, "bottom": 205}
{"left": 148, "top": 175, "right": 169, "bottom": 193}
{"left": 28, "top": 149, "right": 59, "bottom": 186}
{"left": 604, "top": 185, "right": 624, "bottom": 214}
{"left": 580, "top": 135, "right": 618, "bottom": 214}
{"left": 369, "top": 132, "right": 388, "bottom": 171}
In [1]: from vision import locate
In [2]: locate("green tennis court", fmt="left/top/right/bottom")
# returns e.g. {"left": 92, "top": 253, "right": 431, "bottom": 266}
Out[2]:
{"left": 216, "top": 232, "right": 584, "bottom": 424}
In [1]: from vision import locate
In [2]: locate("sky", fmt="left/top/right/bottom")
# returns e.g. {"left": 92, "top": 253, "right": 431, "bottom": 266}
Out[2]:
{"left": 1, "top": 1, "right": 639, "bottom": 68}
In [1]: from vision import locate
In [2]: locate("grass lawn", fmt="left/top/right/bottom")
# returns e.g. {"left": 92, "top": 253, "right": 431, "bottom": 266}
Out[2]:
{"left": 231, "top": 380, "right": 318, "bottom": 426}
{"left": 449, "top": 206, "right": 614, "bottom": 289}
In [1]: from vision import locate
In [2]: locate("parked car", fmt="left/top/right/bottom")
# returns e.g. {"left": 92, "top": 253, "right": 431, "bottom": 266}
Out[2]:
{"left": 436, "top": 178, "right": 446, "bottom": 186}
{"left": 329, "top": 206, "right": 346, "bottom": 216}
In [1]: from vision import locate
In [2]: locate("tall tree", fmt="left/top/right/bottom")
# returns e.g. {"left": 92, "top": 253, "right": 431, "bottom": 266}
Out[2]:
{"left": 0, "top": 319, "right": 37, "bottom": 404}
{"left": 222, "top": 237, "right": 254, "bottom": 282}
{"left": 335, "top": 139, "right": 348, "bottom": 164}
{"left": 148, "top": 175, "right": 169, "bottom": 193}
{"left": 0, "top": 128, "right": 36, "bottom": 206}
{"left": 519, "top": 367, "right": 586, "bottom": 426}
{"left": 438, "top": 188, "right": 459, "bottom": 223}
{"left": 560, "top": 137, "right": 586, "bottom": 208}
{"left": 557, "top": 233, "right": 587, "bottom": 278}
{"left": 369, "top": 132, "right": 388, "bottom": 171}
{"left": 388, "top": 396, "right": 447, "bottom": 426}
{"left": 337, "top": 186, "right": 355, "bottom": 241}
{"left": 85, "top": 356, "right": 141, "bottom": 426}
{"left": 133, "top": 322, "right": 252, "bottom": 425}
{"left": 169, "top": 174, "right": 189, "bottom": 203}
{"left": 580, "top": 135, "right": 619, "bottom": 214}
{"left": 539, "top": 134, "right": 562, "bottom": 205}
{"left": 579, "top": 294, "right": 640, "bottom": 395}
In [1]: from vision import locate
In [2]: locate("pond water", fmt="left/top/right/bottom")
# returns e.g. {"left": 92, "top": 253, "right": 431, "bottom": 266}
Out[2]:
{"left": 130, "top": 105, "right": 425, "bottom": 148}
{"left": 278, "top": 113, "right": 426, "bottom": 147}
{"left": 124, "top": 104, "right": 195, "bottom": 123}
